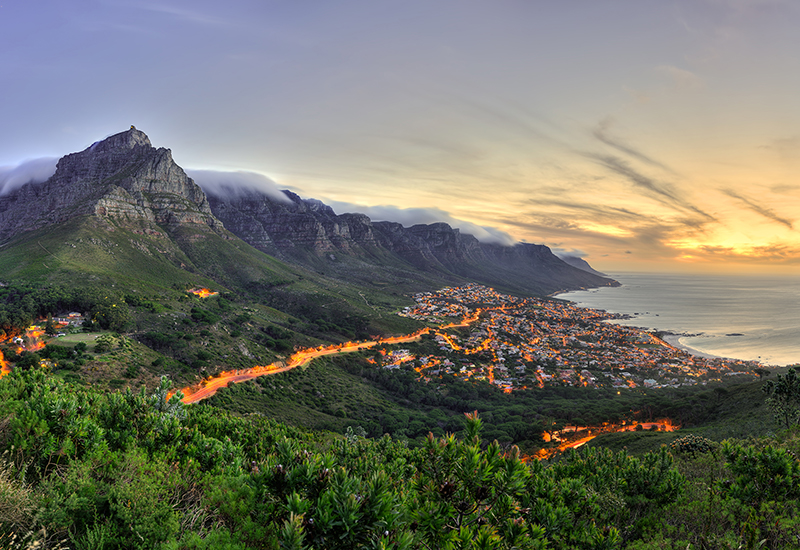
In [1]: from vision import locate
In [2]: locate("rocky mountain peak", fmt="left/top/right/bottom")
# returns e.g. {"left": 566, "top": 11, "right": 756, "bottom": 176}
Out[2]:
{"left": 0, "top": 127, "right": 221, "bottom": 242}
{"left": 89, "top": 127, "right": 152, "bottom": 153}
{"left": 204, "top": 184, "right": 619, "bottom": 295}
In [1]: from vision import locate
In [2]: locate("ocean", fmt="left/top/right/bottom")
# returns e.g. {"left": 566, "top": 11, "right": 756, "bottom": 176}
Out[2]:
{"left": 556, "top": 272, "right": 800, "bottom": 367}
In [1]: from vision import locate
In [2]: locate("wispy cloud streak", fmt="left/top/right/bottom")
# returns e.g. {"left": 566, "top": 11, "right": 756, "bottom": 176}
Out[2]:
{"left": 722, "top": 189, "right": 794, "bottom": 229}
{"left": 188, "top": 169, "right": 292, "bottom": 203}
{"left": 0, "top": 158, "right": 58, "bottom": 196}
{"left": 584, "top": 153, "right": 715, "bottom": 223}
{"left": 592, "top": 118, "right": 676, "bottom": 173}
{"left": 528, "top": 198, "right": 649, "bottom": 222}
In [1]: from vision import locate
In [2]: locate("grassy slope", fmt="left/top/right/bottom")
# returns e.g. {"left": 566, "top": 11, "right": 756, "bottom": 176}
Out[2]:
{"left": 0, "top": 216, "right": 214, "bottom": 291}
{"left": 201, "top": 352, "right": 473, "bottom": 442}
{"left": 202, "top": 355, "right": 399, "bottom": 434}
{"left": 0, "top": 214, "right": 419, "bottom": 327}
{"left": 0, "top": 215, "right": 423, "bottom": 393}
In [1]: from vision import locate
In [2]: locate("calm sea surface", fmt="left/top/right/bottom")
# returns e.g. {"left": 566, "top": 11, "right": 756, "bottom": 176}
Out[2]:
{"left": 556, "top": 273, "right": 800, "bottom": 366}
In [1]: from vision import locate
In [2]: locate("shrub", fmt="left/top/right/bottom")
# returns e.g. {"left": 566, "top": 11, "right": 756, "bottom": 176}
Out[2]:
{"left": 669, "top": 435, "right": 716, "bottom": 457}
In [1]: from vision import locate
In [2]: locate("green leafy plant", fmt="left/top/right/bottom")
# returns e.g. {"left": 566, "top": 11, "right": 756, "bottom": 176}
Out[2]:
{"left": 763, "top": 367, "right": 800, "bottom": 429}
{"left": 669, "top": 434, "right": 716, "bottom": 457}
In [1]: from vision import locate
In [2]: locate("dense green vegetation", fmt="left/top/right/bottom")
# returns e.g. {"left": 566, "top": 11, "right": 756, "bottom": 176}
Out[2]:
{"left": 3, "top": 368, "right": 800, "bottom": 549}
{"left": 2, "top": 214, "right": 799, "bottom": 548}
{"left": 763, "top": 367, "right": 800, "bottom": 429}
{"left": 205, "top": 347, "right": 777, "bottom": 456}
{"left": 0, "top": 284, "right": 132, "bottom": 333}
{"left": 0, "top": 214, "right": 423, "bottom": 387}
{"left": 0, "top": 271, "right": 420, "bottom": 393}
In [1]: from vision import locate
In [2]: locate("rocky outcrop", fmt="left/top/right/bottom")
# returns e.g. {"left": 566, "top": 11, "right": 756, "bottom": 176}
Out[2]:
{"left": 558, "top": 255, "right": 608, "bottom": 277}
{"left": 205, "top": 189, "right": 380, "bottom": 257}
{"left": 0, "top": 128, "right": 221, "bottom": 242}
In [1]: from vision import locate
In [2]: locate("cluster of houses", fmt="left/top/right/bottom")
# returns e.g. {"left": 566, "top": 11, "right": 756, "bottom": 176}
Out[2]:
{"left": 394, "top": 284, "right": 760, "bottom": 392}
{"left": 53, "top": 312, "right": 86, "bottom": 327}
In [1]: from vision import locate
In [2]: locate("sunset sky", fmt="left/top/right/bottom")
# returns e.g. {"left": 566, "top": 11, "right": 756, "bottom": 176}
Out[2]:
{"left": 1, "top": 1, "right": 798, "bottom": 273}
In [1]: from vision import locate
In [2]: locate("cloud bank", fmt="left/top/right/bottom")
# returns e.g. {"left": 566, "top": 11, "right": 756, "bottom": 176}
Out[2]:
{"left": 187, "top": 169, "right": 291, "bottom": 203}
{"left": 326, "top": 201, "right": 517, "bottom": 246}
{"left": 0, "top": 158, "right": 58, "bottom": 196}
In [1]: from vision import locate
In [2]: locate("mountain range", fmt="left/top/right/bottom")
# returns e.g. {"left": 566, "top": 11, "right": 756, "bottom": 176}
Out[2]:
{"left": 0, "top": 126, "right": 614, "bottom": 297}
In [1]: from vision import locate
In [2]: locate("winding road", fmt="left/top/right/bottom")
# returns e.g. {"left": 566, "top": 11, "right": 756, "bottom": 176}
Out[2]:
{"left": 178, "top": 329, "right": 431, "bottom": 404}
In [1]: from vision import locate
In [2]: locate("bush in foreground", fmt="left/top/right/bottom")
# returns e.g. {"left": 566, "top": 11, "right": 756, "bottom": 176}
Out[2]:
{"left": 2, "top": 368, "right": 799, "bottom": 549}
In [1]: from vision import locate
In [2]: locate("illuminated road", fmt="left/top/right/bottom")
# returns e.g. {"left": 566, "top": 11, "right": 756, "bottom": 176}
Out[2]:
{"left": 534, "top": 420, "right": 679, "bottom": 459}
{"left": 0, "top": 355, "right": 9, "bottom": 379}
{"left": 0, "top": 325, "right": 45, "bottom": 380}
{"left": 178, "top": 328, "right": 432, "bottom": 404}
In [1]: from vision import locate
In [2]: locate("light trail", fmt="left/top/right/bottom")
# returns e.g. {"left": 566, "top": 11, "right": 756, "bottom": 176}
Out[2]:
{"left": 22, "top": 326, "right": 45, "bottom": 352}
{"left": 0, "top": 325, "right": 43, "bottom": 379}
{"left": 177, "top": 328, "right": 433, "bottom": 404}
{"left": 0, "top": 352, "right": 9, "bottom": 379}
{"left": 533, "top": 419, "right": 680, "bottom": 459}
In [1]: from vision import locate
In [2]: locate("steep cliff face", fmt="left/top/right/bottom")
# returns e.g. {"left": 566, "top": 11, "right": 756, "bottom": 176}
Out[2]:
{"left": 0, "top": 128, "right": 220, "bottom": 242}
{"left": 205, "top": 187, "right": 618, "bottom": 295}
{"left": 557, "top": 255, "right": 608, "bottom": 277}
{"left": 205, "top": 189, "right": 380, "bottom": 258}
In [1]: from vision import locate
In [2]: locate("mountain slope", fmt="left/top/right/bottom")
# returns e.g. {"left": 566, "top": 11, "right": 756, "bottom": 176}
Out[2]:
{"left": 0, "top": 128, "right": 301, "bottom": 295}
{"left": 0, "top": 128, "right": 219, "bottom": 242}
{"left": 558, "top": 254, "right": 609, "bottom": 277}
{"left": 0, "top": 126, "right": 614, "bottom": 297}
{"left": 0, "top": 129, "right": 421, "bottom": 355}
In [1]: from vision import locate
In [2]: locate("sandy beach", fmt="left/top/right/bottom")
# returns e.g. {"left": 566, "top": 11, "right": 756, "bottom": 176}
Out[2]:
{"left": 662, "top": 334, "right": 721, "bottom": 360}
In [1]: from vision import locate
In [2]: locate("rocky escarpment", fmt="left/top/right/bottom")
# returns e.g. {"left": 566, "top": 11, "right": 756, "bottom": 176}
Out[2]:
{"left": 204, "top": 187, "right": 618, "bottom": 295}
{"left": 0, "top": 128, "right": 221, "bottom": 242}
{"left": 206, "top": 189, "right": 379, "bottom": 257}
{"left": 558, "top": 255, "right": 608, "bottom": 277}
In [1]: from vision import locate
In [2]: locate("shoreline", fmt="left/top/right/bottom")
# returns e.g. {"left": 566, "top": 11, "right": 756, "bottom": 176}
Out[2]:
{"left": 660, "top": 333, "right": 722, "bottom": 360}
{"left": 557, "top": 276, "right": 800, "bottom": 367}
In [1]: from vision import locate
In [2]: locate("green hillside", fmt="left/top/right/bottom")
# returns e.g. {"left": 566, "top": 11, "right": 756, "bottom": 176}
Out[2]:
{"left": 0, "top": 129, "right": 796, "bottom": 548}
{"left": 0, "top": 214, "right": 424, "bottom": 393}
{"left": 3, "top": 368, "right": 800, "bottom": 549}
{"left": 0, "top": 215, "right": 303, "bottom": 292}
{"left": 1, "top": 214, "right": 798, "bottom": 548}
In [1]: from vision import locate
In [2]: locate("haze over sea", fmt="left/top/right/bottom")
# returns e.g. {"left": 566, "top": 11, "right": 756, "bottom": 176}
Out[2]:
{"left": 557, "top": 273, "right": 800, "bottom": 367}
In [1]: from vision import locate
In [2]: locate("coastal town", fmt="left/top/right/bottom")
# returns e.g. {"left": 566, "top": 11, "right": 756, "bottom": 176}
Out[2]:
{"left": 394, "top": 284, "right": 760, "bottom": 392}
